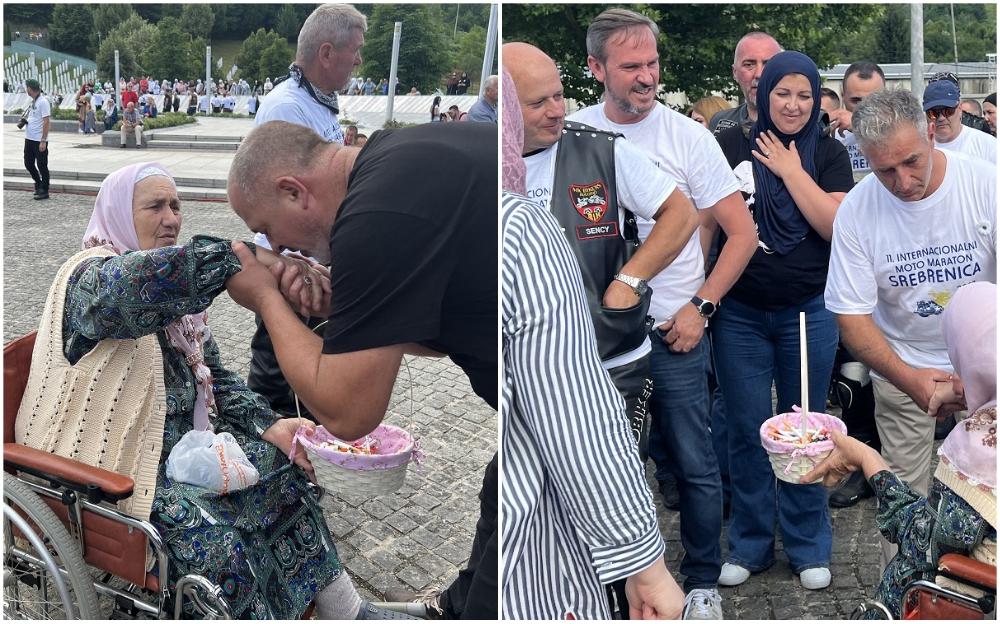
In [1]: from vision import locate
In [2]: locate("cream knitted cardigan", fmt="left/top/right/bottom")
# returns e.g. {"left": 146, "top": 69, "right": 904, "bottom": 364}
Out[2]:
{"left": 15, "top": 247, "right": 167, "bottom": 522}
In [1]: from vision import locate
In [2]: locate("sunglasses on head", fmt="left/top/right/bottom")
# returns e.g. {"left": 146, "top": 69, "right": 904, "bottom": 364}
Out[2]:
{"left": 926, "top": 106, "right": 958, "bottom": 121}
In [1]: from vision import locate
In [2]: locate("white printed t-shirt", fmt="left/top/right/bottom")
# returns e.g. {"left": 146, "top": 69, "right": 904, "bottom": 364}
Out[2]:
{"left": 570, "top": 102, "right": 740, "bottom": 326}
{"left": 825, "top": 150, "right": 996, "bottom": 376}
{"left": 523, "top": 136, "right": 677, "bottom": 369}
{"left": 935, "top": 126, "right": 997, "bottom": 164}
{"left": 254, "top": 74, "right": 344, "bottom": 144}
{"left": 25, "top": 95, "right": 50, "bottom": 141}
{"left": 835, "top": 130, "right": 872, "bottom": 180}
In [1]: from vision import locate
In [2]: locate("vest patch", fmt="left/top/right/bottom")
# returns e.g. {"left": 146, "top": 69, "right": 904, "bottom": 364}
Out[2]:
{"left": 568, "top": 181, "right": 609, "bottom": 223}
{"left": 576, "top": 222, "right": 619, "bottom": 240}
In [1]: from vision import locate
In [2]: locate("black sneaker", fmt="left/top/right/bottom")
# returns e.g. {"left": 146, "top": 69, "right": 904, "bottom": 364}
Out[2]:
{"left": 659, "top": 473, "right": 681, "bottom": 510}
{"left": 34, "top": 187, "right": 49, "bottom": 200}
{"left": 32, "top": 182, "right": 41, "bottom": 198}
{"left": 829, "top": 470, "right": 874, "bottom": 508}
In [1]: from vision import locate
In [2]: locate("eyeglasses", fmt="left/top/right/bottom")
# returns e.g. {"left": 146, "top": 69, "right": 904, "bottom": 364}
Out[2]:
{"left": 926, "top": 106, "right": 958, "bottom": 121}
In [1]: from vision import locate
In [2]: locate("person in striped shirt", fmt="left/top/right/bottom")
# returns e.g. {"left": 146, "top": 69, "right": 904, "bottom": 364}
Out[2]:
{"left": 501, "top": 68, "right": 683, "bottom": 620}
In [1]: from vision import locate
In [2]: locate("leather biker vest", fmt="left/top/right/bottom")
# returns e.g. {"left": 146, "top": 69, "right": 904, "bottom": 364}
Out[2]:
{"left": 550, "top": 121, "right": 652, "bottom": 361}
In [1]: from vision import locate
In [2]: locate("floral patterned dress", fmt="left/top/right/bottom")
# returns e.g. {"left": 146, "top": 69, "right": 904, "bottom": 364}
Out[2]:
{"left": 868, "top": 467, "right": 995, "bottom": 618}
{"left": 62, "top": 236, "right": 342, "bottom": 619}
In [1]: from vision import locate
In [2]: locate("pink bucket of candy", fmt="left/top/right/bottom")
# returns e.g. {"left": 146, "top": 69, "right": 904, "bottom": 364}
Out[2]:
{"left": 290, "top": 424, "right": 423, "bottom": 496}
{"left": 759, "top": 409, "right": 846, "bottom": 484}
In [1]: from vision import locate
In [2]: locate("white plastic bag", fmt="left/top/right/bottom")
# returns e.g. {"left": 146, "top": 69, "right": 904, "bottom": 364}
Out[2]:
{"left": 165, "top": 430, "right": 260, "bottom": 494}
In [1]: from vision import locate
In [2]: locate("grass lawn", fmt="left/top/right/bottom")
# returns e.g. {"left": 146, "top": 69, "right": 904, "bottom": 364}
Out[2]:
{"left": 207, "top": 39, "right": 244, "bottom": 79}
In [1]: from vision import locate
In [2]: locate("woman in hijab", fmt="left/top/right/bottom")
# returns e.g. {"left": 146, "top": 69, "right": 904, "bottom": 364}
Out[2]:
{"left": 712, "top": 51, "right": 854, "bottom": 590}
{"left": 14, "top": 162, "right": 409, "bottom": 620}
{"left": 804, "top": 281, "right": 996, "bottom": 617}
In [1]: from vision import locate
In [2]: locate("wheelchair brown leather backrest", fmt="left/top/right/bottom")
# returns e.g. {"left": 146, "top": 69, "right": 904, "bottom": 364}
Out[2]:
{"left": 4, "top": 331, "right": 36, "bottom": 444}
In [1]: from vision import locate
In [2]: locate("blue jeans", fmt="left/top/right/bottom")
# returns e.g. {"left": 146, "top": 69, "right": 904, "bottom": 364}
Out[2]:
{"left": 647, "top": 333, "right": 722, "bottom": 590}
{"left": 712, "top": 294, "right": 837, "bottom": 573}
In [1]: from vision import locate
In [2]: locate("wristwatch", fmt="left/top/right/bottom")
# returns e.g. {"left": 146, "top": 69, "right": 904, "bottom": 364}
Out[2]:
{"left": 613, "top": 273, "right": 648, "bottom": 297}
{"left": 690, "top": 296, "right": 718, "bottom": 318}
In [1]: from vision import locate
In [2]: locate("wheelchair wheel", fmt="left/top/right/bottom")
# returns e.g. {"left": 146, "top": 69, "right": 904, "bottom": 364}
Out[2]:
{"left": 3, "top": 474, "right": 101, "bottom": 619}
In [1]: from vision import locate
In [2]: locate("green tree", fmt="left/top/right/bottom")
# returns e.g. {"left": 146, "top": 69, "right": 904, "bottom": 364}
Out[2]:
{"left": 237, "top": 28, "right": 293, "bottom": 84}
{"left": 179, "top": 4, "right": 214, "bottom": 41}
{"left": 142, "top": 17, "right": 203, "bottom": 82}
{"left": 503, "top": 4, "right": 881, "bottom": 104}
{"left": 360, "top": 4, "right": 450, "bottom": 93}
{"left": 92, "top": 5, "right": 135, "bottom": 40}
{"left": 259, "top": 38, "right": 295, "bottom": 82}
{"left": 96, "top": 13, "right": 157, "bottom": 82}
{"left": 875, "top": 5, "right": 910, "bottom": 64}
{"left": 48, "top": 4, "right": 95, "bottom": 58}
{"left": 450, "top": 26, "right": 487, "bottom": 83}
{"left": 275, "top": 4, "right": 300, "bottom": 42}
{"left": 4, "top": 21, "right": 10, "bottom": 46}
{"left": 5, "top": 4, "right": 55, "bottom": 25}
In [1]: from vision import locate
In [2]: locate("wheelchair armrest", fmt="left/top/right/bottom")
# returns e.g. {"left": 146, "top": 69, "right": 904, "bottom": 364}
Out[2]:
{"left": 939, "top": 553, "right": 997, "bottom": 591}
{"left": 4, "top": 442, "right": 134, "bottom": 503}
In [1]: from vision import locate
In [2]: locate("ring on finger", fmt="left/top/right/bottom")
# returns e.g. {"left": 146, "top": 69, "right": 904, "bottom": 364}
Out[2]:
{"left": 763, "top": 150, "right": 771, "bottom": 157}
{"left": 302, "top": 275, "right": 313, "bottom": 286}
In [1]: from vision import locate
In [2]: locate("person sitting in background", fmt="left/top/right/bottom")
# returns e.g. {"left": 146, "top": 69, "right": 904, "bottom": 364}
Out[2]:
{"left": 688, "top": 95, "right": 732, "bottom": 129}
{"left": 103, "top": 94, "right": 118, "bottom": 130}
{"left": 804, "top": 281, "right": 996, "bottom": 619}
{"left": 120, "top": 102, "right": 144, "bottom": 148}
{"left": 13, "top": 161, "right": 408, "bottom": 621}
{"left": 143, "top": 94, "right": 157, "bottom": 119}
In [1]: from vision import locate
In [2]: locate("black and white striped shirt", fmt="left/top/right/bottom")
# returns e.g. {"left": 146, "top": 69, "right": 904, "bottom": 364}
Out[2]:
{"left": 501, "top": 192, "right": 665, "bottom": 620}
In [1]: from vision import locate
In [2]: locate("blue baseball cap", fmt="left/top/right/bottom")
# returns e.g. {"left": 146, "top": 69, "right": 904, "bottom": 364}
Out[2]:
{"left": 923, "top": 80, "right": 960, "bottom": 111}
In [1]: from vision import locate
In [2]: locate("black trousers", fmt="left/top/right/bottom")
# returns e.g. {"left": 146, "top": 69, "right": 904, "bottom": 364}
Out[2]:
{"left": 440, "top": 453, "right": 497, "bottom": 619}
{"left": 23, "top": 139, "right": 49, "bottom": 188}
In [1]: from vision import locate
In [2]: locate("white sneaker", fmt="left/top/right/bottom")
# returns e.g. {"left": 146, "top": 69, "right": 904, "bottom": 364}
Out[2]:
{"left": 683, "top": 588, "right": 723, "bottom": 620}
{"left": 717, "top": 562, "right": 751, "bottom": 586}
{"left": 799, "top": 567, "right": 831, "bottom": 590}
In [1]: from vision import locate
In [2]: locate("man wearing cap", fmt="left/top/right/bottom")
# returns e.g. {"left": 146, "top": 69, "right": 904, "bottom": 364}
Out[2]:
{"left": 923, "top": 79, "right": 997, "bottom": 163}
{"left": 21, "top": 79, "right": 50, "bottom": 200}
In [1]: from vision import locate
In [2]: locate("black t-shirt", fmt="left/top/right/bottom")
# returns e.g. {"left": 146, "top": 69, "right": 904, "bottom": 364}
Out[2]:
{"left": 322, "top": 122, "right": 498, "bottom": 409}
{"left": 716, "top": 126, "right": 854, "bottom": 310}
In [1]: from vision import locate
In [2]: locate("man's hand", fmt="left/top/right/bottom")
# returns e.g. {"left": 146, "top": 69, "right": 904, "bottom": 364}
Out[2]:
{"left": 38, "top": 140, "right": 47, "bottom": 153}
{"left": 603, "top": 279, "right": 640, "bottom": 310}
{"left": 226, "top": 241, "right": 282, "bottom": 313}
{"left": 801, "top": 430, "right": 886, "bottom": 486}
{"left": 900, "top": 367, "right": 959, "bottom": 413}
{"left": 261, "top": 417, "right": 316, "bottom": 482}
{"left": 826, "top": 108, "right": 854, "bottom": 137}
{"left": 926, "top": 374, "right": 966, "bottom": 419}
{"left": 625, "top": 559, "right": 684, "bottom": 620}
{"left": 657, "top": 304, "right": 704, "bottom": 354}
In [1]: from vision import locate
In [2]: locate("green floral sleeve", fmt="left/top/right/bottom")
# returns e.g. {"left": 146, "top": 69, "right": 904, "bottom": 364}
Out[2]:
{"left": 63, "top": 236, "right": 252, "bottom": 364}
{"left": 203, "top": 336, "right": 278, "bottom": 438}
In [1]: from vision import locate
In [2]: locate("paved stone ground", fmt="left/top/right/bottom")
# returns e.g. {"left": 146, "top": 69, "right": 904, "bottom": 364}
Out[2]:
{"left": 2, "top": 189, "right": 497, "bottom": 603}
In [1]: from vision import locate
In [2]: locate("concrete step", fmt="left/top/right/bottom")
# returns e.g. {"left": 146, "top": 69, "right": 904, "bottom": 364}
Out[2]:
{"left": 145, "top": 139, "right": 240, "bottom": 151}
{"left": 3, "top": 168, "right": 227, "bottom": 189}
{"left": 146, "top": 133, "right": 246, "bottom": 142}
{"left": 4, "top": 173, "right": 228, "bottom": 202}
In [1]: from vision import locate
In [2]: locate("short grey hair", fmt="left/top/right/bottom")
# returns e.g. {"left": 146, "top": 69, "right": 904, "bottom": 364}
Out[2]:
{"left": 484, "top": 75, "right": 499, "bottom": 91}
{"left": 229, "top": 121, "right": 331, "bottom": 200}
{"left": 853, "top": 89, "right": 929, "bottom": 152}
{"left": 587, "top": 8, "right": 659, "bottom": 63}
{"left": 297, "top": 4, "right": 368, "bottom": 64}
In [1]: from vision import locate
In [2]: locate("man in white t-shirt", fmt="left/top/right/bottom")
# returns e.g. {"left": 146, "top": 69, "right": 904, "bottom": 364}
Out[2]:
{"left": 828, "top": 61, "right": 886, "bottom": 181}
{"left": 568, "top": 9, "right": 758, "bottom": 619}
{"left": 506, "top": 40, "right": 699, "bottom": 617}
{"left": 825, "top": 90, "right": 996, "bottom": 564}
{"left": 21, "top": 79, "right": 50, "bottom": 200}
{"left": 255, "top": 4, "right": 367, "bottom": 144}
{"left": 922, "top": 79, "right": 997, "bottom": 164}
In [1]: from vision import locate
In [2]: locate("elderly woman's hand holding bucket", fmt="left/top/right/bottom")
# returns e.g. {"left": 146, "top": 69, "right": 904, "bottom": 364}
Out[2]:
{"left": 800, "top": 430, "right": 889, "bottom": 487}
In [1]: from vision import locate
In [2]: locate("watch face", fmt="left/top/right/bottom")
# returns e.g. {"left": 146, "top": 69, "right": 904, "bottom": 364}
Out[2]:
{"left": 701, "top": 301, "right": 716, "bottom": 316}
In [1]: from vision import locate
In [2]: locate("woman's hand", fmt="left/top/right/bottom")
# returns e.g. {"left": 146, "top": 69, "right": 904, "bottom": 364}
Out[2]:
{"left": 271, "top": 260, "right": 332, "bottom": 319}
{"left": 262, "top": 417, "right": 316, "bottom": 482}
{"left": 801, "top": 430, "right": 887, "bottom": 486}
{"left": 752, "top": 130, "right": 803, "bottom": 180}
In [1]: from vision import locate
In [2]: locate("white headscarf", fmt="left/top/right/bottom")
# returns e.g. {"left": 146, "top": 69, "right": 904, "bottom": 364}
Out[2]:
{"left": 83, "top": 163, "right": 216, "bottom": 432}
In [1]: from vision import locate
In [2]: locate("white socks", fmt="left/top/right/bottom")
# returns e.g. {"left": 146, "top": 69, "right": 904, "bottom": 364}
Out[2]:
{"left": 314, "top": 570, "right": 364, "bottom": 619}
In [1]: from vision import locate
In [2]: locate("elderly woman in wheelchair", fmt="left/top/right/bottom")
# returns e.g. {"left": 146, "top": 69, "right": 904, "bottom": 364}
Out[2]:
{"left": 804, "top": 282, "right": 996, "bottom": 619}
{"left": 6, "top": 162, "right": 411, "bottom": 620}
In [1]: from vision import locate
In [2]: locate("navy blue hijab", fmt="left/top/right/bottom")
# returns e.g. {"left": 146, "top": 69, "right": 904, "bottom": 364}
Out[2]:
{"left": 751, "top": 51, "right": 822, "bottom": 255}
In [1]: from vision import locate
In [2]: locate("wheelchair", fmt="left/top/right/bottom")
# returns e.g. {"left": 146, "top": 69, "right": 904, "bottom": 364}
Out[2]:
{"left": 851, "top": 553, "right": 996, "bottom": 619}
{"left": 3, "top": 331, "right": 236, "bottom": 619}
